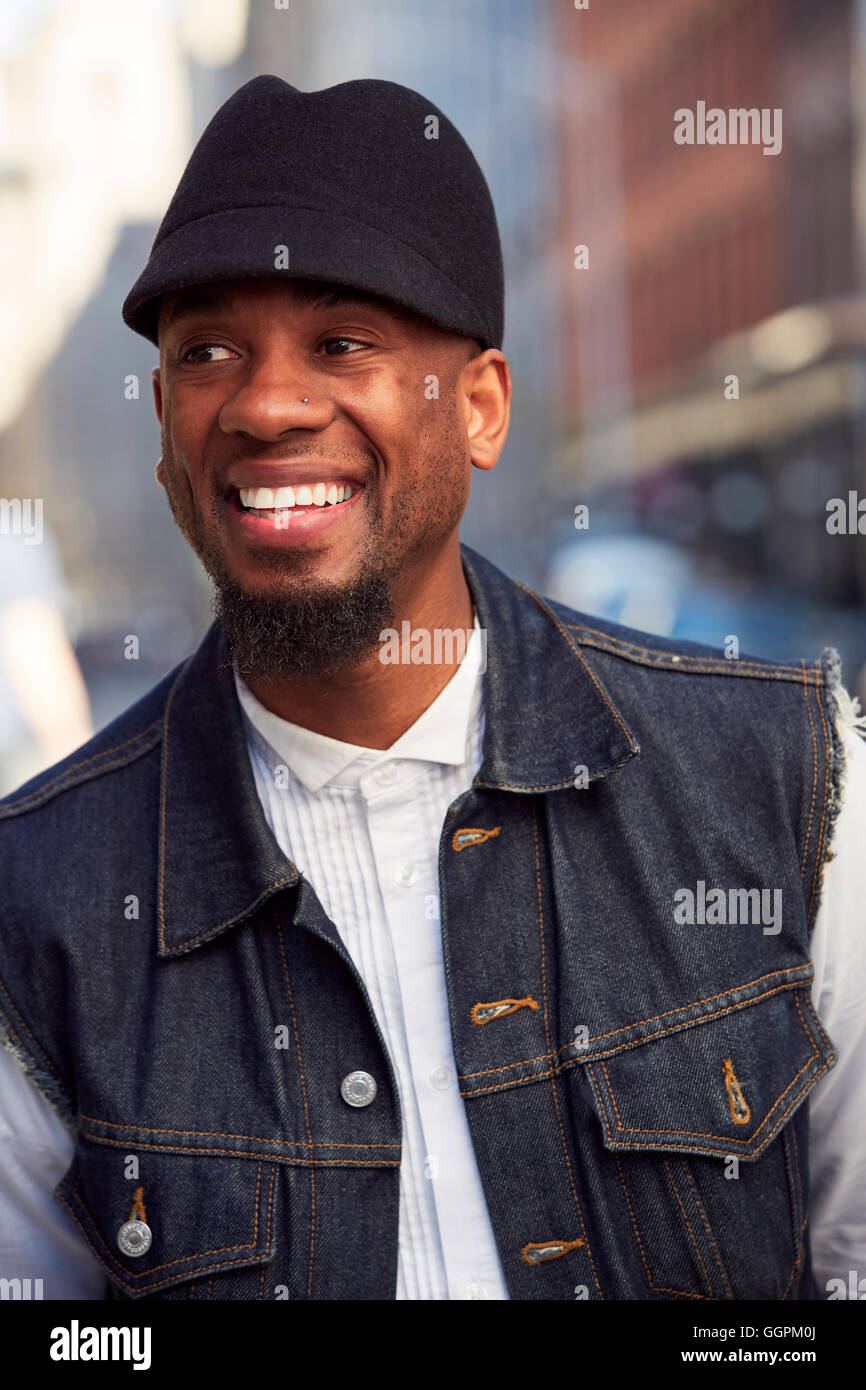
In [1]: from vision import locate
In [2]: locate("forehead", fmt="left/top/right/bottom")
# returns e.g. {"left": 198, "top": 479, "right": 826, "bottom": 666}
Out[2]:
{"left": 158, "top": 277, "right": 422, "bottom": 334}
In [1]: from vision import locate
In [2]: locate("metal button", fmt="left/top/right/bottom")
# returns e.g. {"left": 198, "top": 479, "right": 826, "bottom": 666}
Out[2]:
{"left": 372, "top": 762, "right": 397, "bottom": 785}
{"left": 341, "top": 1070, "right": 377, "bottom": 1107}
{"left": 394, "top": 863, "right": 418, "bottom": 888}
{"left": 429, "top": 1064, "right": 452, "bottom": 1091}
{"left": 117, "top": 1219, "right": 152, "bottom": 1258}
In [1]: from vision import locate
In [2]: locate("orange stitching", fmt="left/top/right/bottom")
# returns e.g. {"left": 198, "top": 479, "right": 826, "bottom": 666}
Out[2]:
{"left": 276, "top": 910, "right": 315, "bottom": 1301}
{"left": 160, "top": 875, "right": 298, "bottom": 956}
{"left": 513, "top": 580, "right": 636, "bottom": 747}
{"left": 598, "top": 1060, "right": 623, "bottom": 1129}
{"left": 158, "top": 658, "right": 202, "bottom": 953}
{"left": 55, "top": 1186, "right": 272, "bottom": 1295}
{"left": 156, "top": 660, "right": 301, "bottom": 955}
{"left": 807, "top": 684, "right": 831, "bottom": 924}
{"left": 0, "top": 719, "right": 163, "bottom": 811}
{"left": 188, "top": 1280, "right": 196, "bottom": 1299}
{"left": 206, "top": 1276, "right": 214, "bottom": 1300}
{"left": 460, "top": 978, "right": 813, "bottom": 1085}
{"left": 79, "top": 1133, "right": 400, "bottom": 1166}
{"left": 452, "top": 825, "right": 500, "bottom": 851}
{"left": 457, "top": 965, "right": 811, "bottom": 1078}
{"left": 678, "top": 1161, "right": 732, "bottom": 1299}
{"left": 258, "top": 1167, "right": 276, "bottom": 1301}
{"left": 780, "top": 1129, "right": 804, "bottom": 1300}
{"left": 664, "top": 1160, "right": 714, "bottom": 1298}
{"left": 531, "top": 803, "right": 602, "bottom": 1299}
{"left": 475, "top": 776, "right": 606, "bottom": 792}
{"left": 78, "top": 1111, "right": 400, "bottom": 1148}
{"left": 595, "top": 1011, "right": 817, "bottom": 1145}
{"left": 465, "top": 1052, "right": 833, "bottom": 1158}
{"left": 564, "top": 625, "right": 825, "bottom": 682}
{"left": 471, "top": 996, "right": 538, "bottom": 1025}
{"left": 722, "top": 1059, "right": 751, "bottom": 1125}
{"left": 68, "top": 1159, "right": 264, "bottom": 1277}
{"left": 799, "top": 666, "right": 819, "bottom": 884}
{"left": 615, "top": 1156, "right": 708, "bottom": 1299}
{"left": 521, "top": 1237, "right": 584, "bottom": 1265}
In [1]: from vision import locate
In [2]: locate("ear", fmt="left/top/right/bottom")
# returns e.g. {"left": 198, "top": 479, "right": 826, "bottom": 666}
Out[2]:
{"left": 152, "top": 367, "right": 163, "bottom": 425}
{"left": 463, "top": 351, "right": 511, "bottom": 473}
{"left": 155, "top": 455, "right": 166, "bottom": 488}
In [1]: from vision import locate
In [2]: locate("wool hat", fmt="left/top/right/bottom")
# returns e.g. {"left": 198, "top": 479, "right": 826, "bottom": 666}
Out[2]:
{"left": 122, "top": 74, "right": 504, "bottom": 351}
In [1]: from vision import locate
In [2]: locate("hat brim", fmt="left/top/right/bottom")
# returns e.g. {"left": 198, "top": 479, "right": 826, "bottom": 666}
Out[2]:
{"left": 121, "top": 204, "right": 493, "bottom": 349}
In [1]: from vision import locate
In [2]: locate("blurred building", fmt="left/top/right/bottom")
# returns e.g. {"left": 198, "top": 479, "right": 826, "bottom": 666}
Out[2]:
{"left": 2, "top": 0, "right": 865, "bottom": 769}
{"left": 553, "top": 0, "right": 866, "bottom": 619}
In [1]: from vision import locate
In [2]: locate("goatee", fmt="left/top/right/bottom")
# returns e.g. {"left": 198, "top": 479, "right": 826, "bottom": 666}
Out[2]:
{"left": 214, "top": 566, "right": 396, "bottom": 681}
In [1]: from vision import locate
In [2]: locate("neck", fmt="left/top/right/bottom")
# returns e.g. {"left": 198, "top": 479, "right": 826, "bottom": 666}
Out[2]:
{"left": 240, "top": 539, "right": 475, "bottom": 749}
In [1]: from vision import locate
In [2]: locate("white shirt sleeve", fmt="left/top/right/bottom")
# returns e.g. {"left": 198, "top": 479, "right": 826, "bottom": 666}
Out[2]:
{"left": 808, "top": 724, "right": 866, "bottom": 1296}
{"left": 0, "top": 1047, "right": 108, "bottom": 1298}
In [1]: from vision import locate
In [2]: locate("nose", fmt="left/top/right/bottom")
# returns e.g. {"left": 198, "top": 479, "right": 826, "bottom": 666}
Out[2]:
{"left": 217, "top": 351, "right": 331, "bottom": 440}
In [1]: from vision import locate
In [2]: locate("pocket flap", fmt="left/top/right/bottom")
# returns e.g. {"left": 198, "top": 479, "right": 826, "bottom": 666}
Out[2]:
{"left": 55, "top": 1134, "right": 277, "bottom": 1298}
{"left": 584, "top": 987, "right": 834, "bottom": 1160}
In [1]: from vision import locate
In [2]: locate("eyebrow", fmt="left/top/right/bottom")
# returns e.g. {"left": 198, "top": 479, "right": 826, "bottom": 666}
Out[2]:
{"left": 160, "top": 282, "right": 411, "bottom": 331}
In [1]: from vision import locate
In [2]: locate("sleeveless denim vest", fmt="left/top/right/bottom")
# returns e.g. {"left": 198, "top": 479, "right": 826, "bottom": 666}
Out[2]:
{"left": 0, "top": 544, "right": 844, "bottom": 1300}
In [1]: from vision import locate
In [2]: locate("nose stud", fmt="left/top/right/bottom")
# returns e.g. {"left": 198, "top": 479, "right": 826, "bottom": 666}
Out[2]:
{"left": 301, "top": 397, "right": 309, "bottom": 404}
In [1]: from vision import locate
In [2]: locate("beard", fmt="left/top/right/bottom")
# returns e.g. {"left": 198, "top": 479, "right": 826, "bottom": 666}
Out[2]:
{"left": 159, "top": 398, "right": 467, "bottom": 682}
{"left": 213, "top": 559, "right": 396, "bottom": 681}
{"left": 159, "top": 461, "right": 409, "bottom": 681}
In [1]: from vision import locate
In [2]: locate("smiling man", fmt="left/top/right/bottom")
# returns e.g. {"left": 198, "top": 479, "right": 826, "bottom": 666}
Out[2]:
{"left": 152, "top": 274, "right": 499, "bottom": 744}
{"left": 0, "top": 75, "right": 864, "bottom": 1304}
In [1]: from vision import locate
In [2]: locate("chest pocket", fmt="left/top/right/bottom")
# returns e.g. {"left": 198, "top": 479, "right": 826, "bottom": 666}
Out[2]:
{"left": 578, "top": 985, "right": 835, "bottom": 1300}
{"left": 55, "top": 1134, "right": 278, "bottom": 1300}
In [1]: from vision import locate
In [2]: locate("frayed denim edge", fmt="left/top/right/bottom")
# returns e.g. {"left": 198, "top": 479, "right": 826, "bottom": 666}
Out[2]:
{"left": 0, "top": 1022, "right": 76, "bottom": 1134}
{"left": 814, "top": 647, "right": 866, "bottom": 923}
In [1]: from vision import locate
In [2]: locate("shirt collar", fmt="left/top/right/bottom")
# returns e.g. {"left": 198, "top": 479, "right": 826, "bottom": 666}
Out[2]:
{"left": 234, "top": 613, "right": 484, "bottom": 793}
{"left": 153, "top": 545, "right": 639, "bottom": 957}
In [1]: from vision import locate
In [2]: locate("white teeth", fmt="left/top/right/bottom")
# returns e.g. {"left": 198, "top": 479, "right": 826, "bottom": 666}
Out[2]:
{"left": 238, "top": 481, "right": 357, "bottom": 510}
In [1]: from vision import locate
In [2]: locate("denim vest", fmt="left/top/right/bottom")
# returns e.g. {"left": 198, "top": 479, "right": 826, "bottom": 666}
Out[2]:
{"left": 0, "top": 544, "right": 842, "bottom": 1300}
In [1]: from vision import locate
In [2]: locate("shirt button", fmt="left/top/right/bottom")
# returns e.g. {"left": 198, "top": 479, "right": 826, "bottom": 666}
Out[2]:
{"left": 372, "top": 762, "right": 397, "bottom": 785}
{"left": 117, "top": 1220, "right": 152, "bottom": 1258}
{"left": 461, "top": 1280, "right": 489, "bottom": 1300}
{"left": 429, "top": 1064, "right": 452, "bottom": 1090}
{"left": 341, "top": 1070, "right": 378, "bottom": 1107}
{"left": 394, "top": 863, "right": 418, "bottom": 888}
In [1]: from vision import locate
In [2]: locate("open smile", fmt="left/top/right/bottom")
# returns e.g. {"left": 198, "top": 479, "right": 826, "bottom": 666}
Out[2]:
{"left": 225, "top": 480, "right": 365, "bottom": 546}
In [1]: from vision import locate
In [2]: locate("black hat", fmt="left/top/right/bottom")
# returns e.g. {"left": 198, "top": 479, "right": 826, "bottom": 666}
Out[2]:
{"left": 122, "top": 75, "right": 504, "bottom": 351}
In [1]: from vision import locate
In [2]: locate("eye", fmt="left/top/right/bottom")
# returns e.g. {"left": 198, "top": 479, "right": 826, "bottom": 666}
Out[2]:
{"left": 321, "top": 337, "right": 368, "bottom": 356}
{"left": 178, "top": 343, "right": 236, "bottom": 364}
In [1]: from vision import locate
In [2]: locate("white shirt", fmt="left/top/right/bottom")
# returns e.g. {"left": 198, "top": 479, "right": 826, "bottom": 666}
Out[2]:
{"left": 1, "top": 624, "right": 864, "bottom": 1298}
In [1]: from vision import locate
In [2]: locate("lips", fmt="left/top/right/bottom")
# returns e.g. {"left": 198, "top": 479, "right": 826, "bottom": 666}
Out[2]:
{"left": 224, "top": 478, "right": 364, "bottom": 547}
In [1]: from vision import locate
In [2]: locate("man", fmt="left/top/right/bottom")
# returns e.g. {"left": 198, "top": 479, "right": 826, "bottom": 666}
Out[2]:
{"left": 0, "top": 75, "right": 864, "bottom": 1302}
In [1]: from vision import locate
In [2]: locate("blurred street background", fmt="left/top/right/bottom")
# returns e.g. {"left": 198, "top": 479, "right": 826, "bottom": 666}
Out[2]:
{"left": 1, "top": 0, "right": 866, "bottom": 791}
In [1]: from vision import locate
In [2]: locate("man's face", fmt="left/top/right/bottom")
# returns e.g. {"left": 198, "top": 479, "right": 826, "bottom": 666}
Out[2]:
{"left": 153, "top": 277, "right": 489, "bottom": 678}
